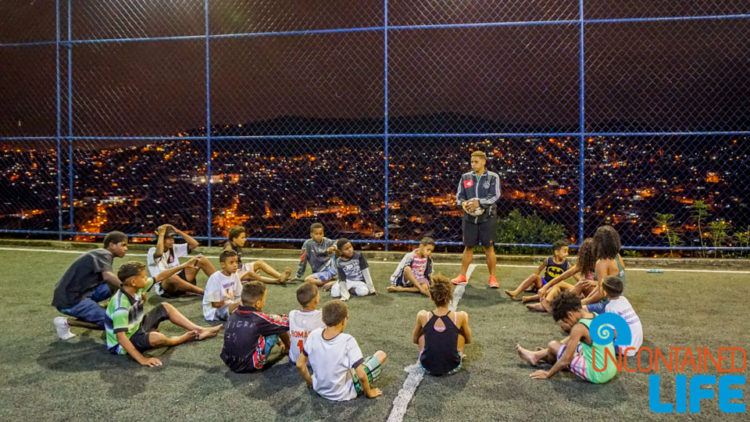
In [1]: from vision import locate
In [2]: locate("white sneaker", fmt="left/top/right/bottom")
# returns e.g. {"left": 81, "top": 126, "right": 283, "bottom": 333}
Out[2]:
{"left": 54, "top": 317, "right": 76, "bottom": 340}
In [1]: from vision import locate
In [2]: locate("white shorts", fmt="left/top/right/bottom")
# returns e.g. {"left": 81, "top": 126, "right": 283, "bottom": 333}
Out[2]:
{"left": 330, "top": 282, "right": 369, "bottom": 298}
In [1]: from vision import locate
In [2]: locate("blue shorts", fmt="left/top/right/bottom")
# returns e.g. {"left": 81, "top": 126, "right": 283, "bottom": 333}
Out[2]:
{"left": 57, "top": 282, "right": 112, "bottom": 328}
{"left": 586, "top": 301, "right": 607, "bottom": 315}
{"left": 309, "top": 266, "right": 337, "bottom": 282}
{"left": 214, "top": 305, "right": 230, "bottom": 321}
{"left": 392, "top": 273, "right": 429, "bottom": 288}
{"left": 541, "top": 277, "right": 549, "bottom": 286}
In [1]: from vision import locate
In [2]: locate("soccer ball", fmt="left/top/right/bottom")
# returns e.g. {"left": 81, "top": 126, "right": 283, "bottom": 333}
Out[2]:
{"left": 467, "top": 206, "right": 485, "bottom": 217}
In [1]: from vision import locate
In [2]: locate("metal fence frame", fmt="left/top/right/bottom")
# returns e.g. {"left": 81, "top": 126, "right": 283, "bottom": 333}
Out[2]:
{"left": 1, "top": 0, "right": 749, "bottom": 250}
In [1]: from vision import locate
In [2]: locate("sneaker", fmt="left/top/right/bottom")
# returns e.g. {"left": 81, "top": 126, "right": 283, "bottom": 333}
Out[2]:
{"left": 451, "top": 274, "right": 468, "bottom": 285}
{"left": 488, "top": 276, "right": 499, "bottom": 289}
{"left": 54, "top": 317, "right": 76, "bottom": 340}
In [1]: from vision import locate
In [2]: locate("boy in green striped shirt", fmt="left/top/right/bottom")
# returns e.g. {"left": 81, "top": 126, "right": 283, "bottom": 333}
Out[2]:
{"left": 515, "top": 291, "right": 617, "bottom": 384}
{"left": 105, "top": 260, "right": 222, "bottom": 367}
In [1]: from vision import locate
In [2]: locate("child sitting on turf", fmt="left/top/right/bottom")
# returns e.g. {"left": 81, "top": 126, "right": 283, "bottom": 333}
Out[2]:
{"left": 105, "top": 260, "right": 221, "bottom": 367}
{"left": 224, "top": 225, "right": 292, "bottom": 284}
{"left": 202, "top": 250, "right": 245, "bottom": 322}
{"left": 288, "top": 282, "right": 326, "bottom": 364}
{"left": 586, "top": 276, "right": 642, "bottom": 356}
{"left": 296, "top": 300, "right": 387, "bottom": 401}
{"left": 147, "top": 224, "right": 216, "bottom": 297}
{"left": 412, "top": 275, "right": 472, "bottom": 375}
{"left": 582, "top": 225, "right": 626, "bottom": 306}
{"left": 387, "top": 237, "right": 435, "bottom": 297}
{"left": 296, "top": 222, "right": 337, "bottom": 289}
{"left": 220, "top": 281, "right": 291, "bottom": 373}
{"left": 331, "top": 238, "right": 377, "bottom": 300}
{"left": 515, "top": 291, "right": 617, "bottom": 384}
{"left": 527, "top": 238, "right": 596, "bottom": 312}
{"left": 505, "top": 239, "right": 576, "bottom": 300}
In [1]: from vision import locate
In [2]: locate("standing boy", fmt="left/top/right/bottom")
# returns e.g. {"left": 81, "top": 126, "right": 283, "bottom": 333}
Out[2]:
{"left": 296, "top": 300, "right": 387, "bottom": 401}
{"left": 147, "top": 223, "right": 216, "bottom": 297}
{"left": 387, "top": 237, "right": 435, "bottom": 297}
{"left": 52, "top": 231, "right": 128, "bottom": 338}
{"left": 452, "top": 150, "right": 501, "bottom": 288}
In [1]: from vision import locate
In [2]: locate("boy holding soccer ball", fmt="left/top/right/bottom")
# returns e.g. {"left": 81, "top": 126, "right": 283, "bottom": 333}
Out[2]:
{"left": 452, "top": 150, "right": 502, "bottom": 288}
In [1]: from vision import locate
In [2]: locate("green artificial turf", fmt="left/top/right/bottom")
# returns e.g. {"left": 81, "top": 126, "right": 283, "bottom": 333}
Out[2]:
{"left": 0, "top": 247, "right": 747, "bottom": 421}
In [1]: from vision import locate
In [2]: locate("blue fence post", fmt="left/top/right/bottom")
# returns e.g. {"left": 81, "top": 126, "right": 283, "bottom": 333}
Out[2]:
{"left": 577, "top": 0, "right": 586, "bottom": 246}
{"left": 383, "top": 0, "right": 389, "bottom": 251}
{"left": 55, "top": 0, "right": 62, "bottom": 240}
{"left": 67, "top": 0, "right": 74, "bottom": 237}
{"left": 204, "top": 0, "right": 212, "bottom": 246}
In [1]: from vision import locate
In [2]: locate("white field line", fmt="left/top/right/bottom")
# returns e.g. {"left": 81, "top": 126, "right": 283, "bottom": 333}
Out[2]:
{"left": 387, "top": 263, "right": 477, "bottom": 422}
{"left": 0, "top": 247, "right": 748, "bottom": 274}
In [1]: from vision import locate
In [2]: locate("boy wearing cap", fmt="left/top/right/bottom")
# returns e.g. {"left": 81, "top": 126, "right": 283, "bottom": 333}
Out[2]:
{"left": 146, "top": 223, "right": 216, "bottom": 297}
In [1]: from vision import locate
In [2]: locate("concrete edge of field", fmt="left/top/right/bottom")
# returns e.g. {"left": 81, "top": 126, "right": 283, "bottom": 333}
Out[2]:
{"left": 1, "top": 238, "right": 748, "bottom": 269}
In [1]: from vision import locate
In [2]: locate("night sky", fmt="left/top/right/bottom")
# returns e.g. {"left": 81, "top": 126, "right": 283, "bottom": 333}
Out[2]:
{"left": 1, "top": 1, "right": 749, "bottom": 136}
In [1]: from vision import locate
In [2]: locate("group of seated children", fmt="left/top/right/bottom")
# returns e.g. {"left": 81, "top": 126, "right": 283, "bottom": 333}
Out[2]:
{"left": 218, "top": 280, "right": 389, "bottom": 401}
{"left": 510, "top": 225, "right": 643, "bottom": 383}
{"left": 54, "top": 221, "right": 640, "bottom": 390}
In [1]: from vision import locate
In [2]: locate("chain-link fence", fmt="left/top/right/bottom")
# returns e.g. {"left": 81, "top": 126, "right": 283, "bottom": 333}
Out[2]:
{"left": 1, "top": 1, "right": 749, "bottom": 251}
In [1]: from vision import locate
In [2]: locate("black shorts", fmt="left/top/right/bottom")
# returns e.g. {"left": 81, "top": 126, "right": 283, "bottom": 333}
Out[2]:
{"left": 157, "top": 269, "right": 197, "bottom": 298}
{"left": 462, "top": 217, "right": 497, "bottom": 247}
{"left": 129, "top": 304, "right": 170, "bottom": 352}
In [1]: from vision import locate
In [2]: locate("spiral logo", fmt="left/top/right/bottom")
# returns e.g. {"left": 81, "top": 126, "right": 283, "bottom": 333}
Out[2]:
{"left": 590, "top": 313, "right": 632, "bottom": 346}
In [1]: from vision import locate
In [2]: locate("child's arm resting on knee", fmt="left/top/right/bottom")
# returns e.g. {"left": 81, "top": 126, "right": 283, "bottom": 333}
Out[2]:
{"left": 116, "top": 332, "right": 161, "bottom": 367}
{"left": 102, "top": 271, "right": 122, "bottom": 289}
{"left": 296, "top": 354, "right": 313, "bottom": 387}
{"left": 539, "top": 264, "right": 578, "bottom": 296}
{"left": 154, "top": 257, "right": 199, "bottom": 283}
{"left": 355, "top": 363, "right": 382, "bottom": 398}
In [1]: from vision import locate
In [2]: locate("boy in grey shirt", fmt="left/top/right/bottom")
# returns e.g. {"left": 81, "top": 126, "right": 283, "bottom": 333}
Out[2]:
{"left": 296, "top": 223, "right": 337, "bottom": 290}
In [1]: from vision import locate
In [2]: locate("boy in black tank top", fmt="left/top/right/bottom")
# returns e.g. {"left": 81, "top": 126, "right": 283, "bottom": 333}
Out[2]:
{"left": 412, "top": 275, "right": 472, "bottom": 375}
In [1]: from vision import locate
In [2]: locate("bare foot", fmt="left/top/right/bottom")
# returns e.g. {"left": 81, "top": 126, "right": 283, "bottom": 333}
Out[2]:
{"left": 526, "top": 303, "right": 545, "bottom": 312}
{"left": 322, "top": 281, "right": 335, "bottom": 291}
{"left": 197, "top": 324, "right": 222, "bottom": 340}
{"left": 516, "top": 344, "right": 541, "bottom": 366}
{"left": 387, "top": 286, "right": 398, "bottom": 293}
{"left": 504, "top": 290, "right": 520, "bottom": 301}
{"left": 279, "top": 268, "right": 292, "bottom": 283}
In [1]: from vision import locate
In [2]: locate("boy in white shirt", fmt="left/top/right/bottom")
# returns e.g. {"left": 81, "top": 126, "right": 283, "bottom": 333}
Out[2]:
{"left": 288, "top": 282, "right": 326, "bottom": 363}
{"left": 586, "top": 276, "right": 643, "bottom": 356}
{"left": 202, "top": 250, "right": 243, "bottom": 321}
{"left": 147, "top": 224, "right": 216, "bottom": 297}
{"left": 296, "top": 300, "right": 387, "bottom": 401}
